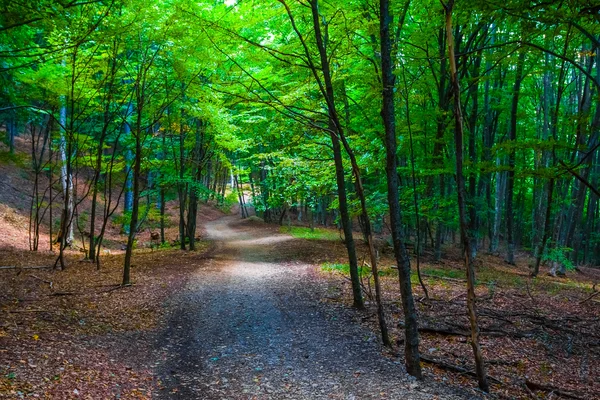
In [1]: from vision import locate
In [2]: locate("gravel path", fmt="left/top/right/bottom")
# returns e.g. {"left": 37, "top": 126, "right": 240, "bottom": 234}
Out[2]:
{"left": 155, "top": 216, "right": 478, "bottom": 399}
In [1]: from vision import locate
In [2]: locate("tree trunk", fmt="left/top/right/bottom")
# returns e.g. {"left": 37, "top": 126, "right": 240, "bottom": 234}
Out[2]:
{"left": 59, "top": 101, "right": 74, "bottom": 247}
{"left": 444, "top": 1, "right": 489, "bottom": 391}
{"left": 505, "top": 50, "right": 526, "bottom": 265}
{"left": 123, "top": 106, "right": 143, "bottom": 286}
{"left": 178, "top": 108, "right": 187, "bottom": 249}
{"left": 281, "top": 0, "right": 365, "bottom": 309}
{"left": 533, "top": 178, "right": 554, "bottom": 276}
{"left": 123, "top": 103, "right": 134, "bottom": 234}
{"left": 467, "top": 48, "right": 483, "bottom": 260}
{"left": 7, "top": 111, "right": 16, "bottom": 154}
{"left": 380, "top": 0, "right": 421, "bottom": 377}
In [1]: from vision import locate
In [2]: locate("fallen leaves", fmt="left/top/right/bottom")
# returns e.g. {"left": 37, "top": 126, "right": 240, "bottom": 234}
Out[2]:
{"left": 0, "top": 243, "right": 211, "bottom": 399}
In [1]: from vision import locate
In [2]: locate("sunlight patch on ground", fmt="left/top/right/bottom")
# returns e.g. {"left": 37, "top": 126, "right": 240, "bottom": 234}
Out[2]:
{"left": 228, "top": 261, "right": 295, "bottom": 278}
{"left": 227, "top": 235, "right": 294, "bottom": 247}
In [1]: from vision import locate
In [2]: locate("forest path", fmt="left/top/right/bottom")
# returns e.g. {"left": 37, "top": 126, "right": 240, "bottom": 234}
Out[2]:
{"left": 154, "top": 216, "right": 472, "bottom": 399}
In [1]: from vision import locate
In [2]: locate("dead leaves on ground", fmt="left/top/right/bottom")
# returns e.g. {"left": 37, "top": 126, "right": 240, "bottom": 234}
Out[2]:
{"left": 319, "top": 244, "right": 600, "bottom": 399}
{"left": 0, "top": 244, "right": 210, "bottom": 399}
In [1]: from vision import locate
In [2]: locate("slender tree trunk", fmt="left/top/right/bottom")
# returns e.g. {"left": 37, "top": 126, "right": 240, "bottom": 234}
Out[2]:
{"left": 533, "top": 179, "right": 554, "bottom": 276}
{"left": 467, "top": 50, "right": 482, "bottom": 260}
{"left": 7, "top": 111, "right": 16, "bottom": 154}
{"left": 444, "top": 1, "right": 489, "bottom": 391}
{"left": 123, "top": 103, "right": 134, "bottom": 234}
{"left": 187, "top": 121, "right": 204, "bottom": 249}
{"left": 279, "top": 0, "right": 364, "bottom": 309}
{"left": 433, "top": 28, "right": 449, "bottom": 261}
{"left": 178, "top": 109, "right": 187, "bottom": 249}
{"left": 123, "top": 107, "right": 143, "bottom": 286}
{"left": 480, "top": 47, "right": 494, "bottom": 252}
{"left": 59, "top": 99, "right": 74, "bottom": 247}
{"left": 505, "top": 50, "right": 526, "bottom": 265}
{"left": 380, "top": 0, "right": 421, "bottom": 377}
{"left": 534, "top": 49, "right": 552, "bottom": 259}
{"left": 160, "top": 133, "right": 167, "bottom": 244}
{"left": 402, "top": 68, "right": 429, "bottom": 298}
{"left": 535, "top": 35, "right": 570, "bottom": 273}
{"left": 49, "top": 130, "right": 54, "bottom": 251}
{"left": 339, "top": 62, "right": 390, "bottom": 348}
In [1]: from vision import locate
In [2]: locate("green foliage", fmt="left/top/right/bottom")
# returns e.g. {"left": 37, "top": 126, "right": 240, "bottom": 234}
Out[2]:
{"left": 217, "top": 191, "right": 239, "bottom": 213}
{"left": 543, "top": 246, "right": 576, "bottom": 272}
{"left": 112, "top": 212, "right": 131, "bottom": 231}
{"left": 0, "top": 0, "right": 598, "bottom": 283}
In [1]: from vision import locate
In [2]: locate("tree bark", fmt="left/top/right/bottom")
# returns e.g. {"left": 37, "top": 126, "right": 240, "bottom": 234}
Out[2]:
{"left": 279, "top": 0, "right": 364, "bottom": 309}
{"left": 444, "top": 0, "right": 489, "bottom": 391}
{"left": 380, "top": 0, "right": 421, "bottom": 377}
{"left": 505, "top": 50, "right": 526, "bottom": 265}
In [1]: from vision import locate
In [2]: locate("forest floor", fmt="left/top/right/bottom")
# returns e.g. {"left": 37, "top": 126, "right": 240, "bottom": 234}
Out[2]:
{"left": 1, "top": 208, "right": 599, "bottom": 399}
{"left": 310, "top": 234, "right": 600, "bottom": 400}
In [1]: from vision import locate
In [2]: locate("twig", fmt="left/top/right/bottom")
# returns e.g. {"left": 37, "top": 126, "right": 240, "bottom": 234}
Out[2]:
{"left": 580, "top": 283, "right": 599, "bottom": 304}
{"left": 29, "top": 274, "right": 53, "bottom": 289}
{"left": 420, "top": 355, "right": 502, "bottom": 384}
{"left": 422, "top": 273, "right": 466, "bottom": 283}
{"left": 525, "top": 279, "right": 535, "bottom": 302}
{"left": 103, "top": 283, "right": 132, "bottom": 293}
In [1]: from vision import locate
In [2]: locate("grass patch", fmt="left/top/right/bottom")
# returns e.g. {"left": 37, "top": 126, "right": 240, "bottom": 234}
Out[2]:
{"left": 321, "top": 262, "right": 395, "bottom": 277}
{"left": 421, "top": 264, "right": 594, "bottom": 295}
{"left": 283, "top": 226, "right": 340, "bottom": 241}
{"left": 0, "top": 150, "right": 27, "bottom": 167}
{"left": 422, "top": 267, "right": 463, "bottom": 280}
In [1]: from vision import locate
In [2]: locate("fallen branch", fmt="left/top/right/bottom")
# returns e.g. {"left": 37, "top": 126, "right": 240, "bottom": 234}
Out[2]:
{"left": 0, "top": 266, "right": 52, "bottom": 270}
{"left": 422, "top": 273, "right": 466, "bottom": 283}
{"left": 525, "top": 379, "right": 585, "bottom": 399}
{"left": 104, "top": 283, "right": 132, "bottom": 293}
{"left": 580, "top": 283, "right": 599, "bottom": 305}
{"left": 418, "top": 325, "right": 469, "bottom": 337}
{"left": 414, "top": 323, "right": 536, "bottom": 339}
{"left": 49, "top": 291, "right": 78, "bottom": 296}
{"left": 29, "top": 274, "right": 53, "bottom": 289}
{"left": 525, "top": 279, "right": 535, "bottom": 302}
{"left": 420, "top": 355, "right": 502, "bottom": 384}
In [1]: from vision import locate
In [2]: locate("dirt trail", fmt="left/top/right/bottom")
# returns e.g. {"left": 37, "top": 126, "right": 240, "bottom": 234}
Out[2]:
{"left": 155, "top": 216, "right": 476, "bottom": 399}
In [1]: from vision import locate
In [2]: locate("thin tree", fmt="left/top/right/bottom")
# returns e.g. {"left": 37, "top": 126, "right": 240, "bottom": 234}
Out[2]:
{"left": 380, "top": 0, "right": 422, "bottom": 377}
{"left": 443, "top": 0, "right": 488, "bottom": 391}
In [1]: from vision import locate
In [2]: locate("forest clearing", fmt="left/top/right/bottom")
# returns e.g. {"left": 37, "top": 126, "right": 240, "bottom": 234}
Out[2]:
{"left": 1, "top": 0, "right": 599, "bottom": 399}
